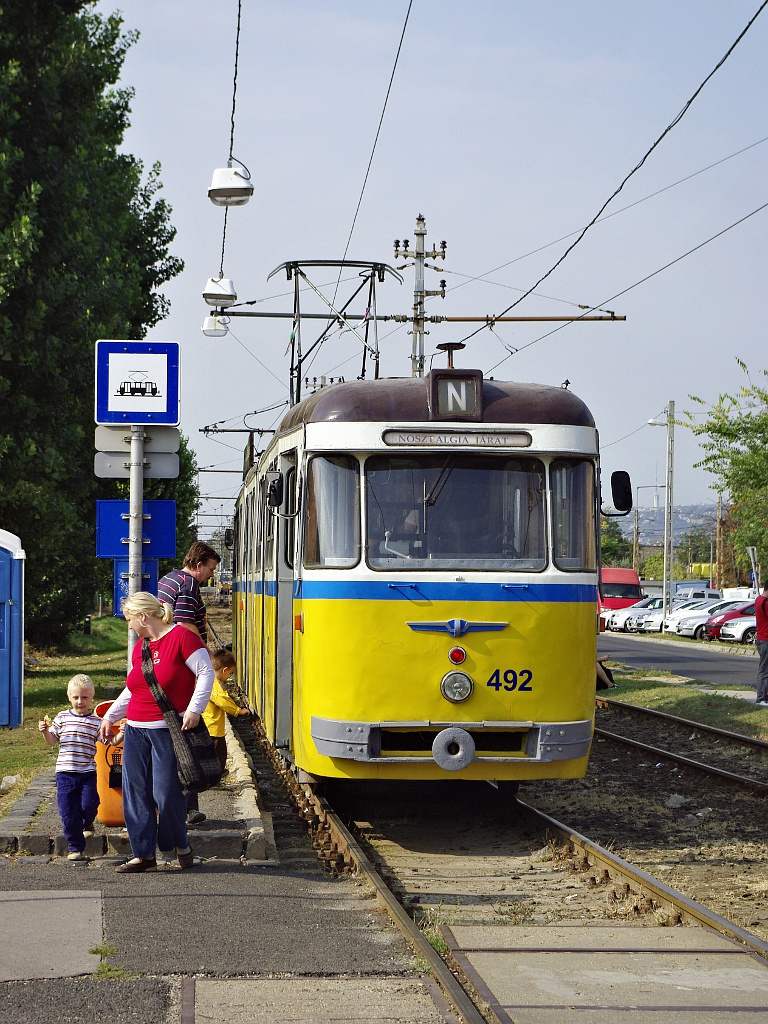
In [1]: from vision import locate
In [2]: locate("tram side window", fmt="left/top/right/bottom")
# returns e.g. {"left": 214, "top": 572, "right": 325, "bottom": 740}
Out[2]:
{"left": 247, "top": 488, "right": 260, "bottom": 575}
{"left": 303, "top": 456, "right": 360, "bottom": 568}
{"left": 551, "top": 458, "right": 597, "bottom": 571}
{"left": 263, "top": 471, "right": 275, "bottom": 572}
{"left": 284, "top": 466, "right": 297, "bottom": 568}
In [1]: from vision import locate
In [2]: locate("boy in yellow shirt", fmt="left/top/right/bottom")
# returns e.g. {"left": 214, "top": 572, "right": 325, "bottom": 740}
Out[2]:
{"left": 203, "top": 649, "right": 250, "bottom": 774}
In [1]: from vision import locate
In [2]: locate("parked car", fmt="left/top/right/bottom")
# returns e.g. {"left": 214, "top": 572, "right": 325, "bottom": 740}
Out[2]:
{"left": 633, "top": 600, "right": 702, "bottom": 633}
{"left": 676, "top": 600, "right": 749, "bottom": 639}
{"left": 702, "top": 601, "right": 755, "bottom": 641}
{"left": 661, "top": 599, "right": 724, "bottom": 634}
{"left": 606, "top": 596, "right": 663, "bottom": 632}
{"left": 719, "top": 615, "right": 757, "bottom": 644}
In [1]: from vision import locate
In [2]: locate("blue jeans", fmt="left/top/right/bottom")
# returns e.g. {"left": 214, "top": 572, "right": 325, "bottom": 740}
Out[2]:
{"left": 122, "top": 726, "right": 188, "bottom": 859}
{"left": 757, "top": 639, "right": 768, "bottom": 703}
{"left": 56, "top": 770, "right": 99, "bottom": 853}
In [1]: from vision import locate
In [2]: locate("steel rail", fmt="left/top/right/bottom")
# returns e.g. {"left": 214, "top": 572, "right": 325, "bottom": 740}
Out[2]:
{"left": 249, "top": 725, "right": 489, "bottom": 1024}
{"left": 516, "top": 798, "right": 768, "bottom": 958}
{"left": 305, "top": 790, "right": 489, "bottom": 1024}
{"left": 596, "top": 695, "right": 768, "bottom": 752}
{"left": 593, "top": 726, "right": 768, "bottom": 793}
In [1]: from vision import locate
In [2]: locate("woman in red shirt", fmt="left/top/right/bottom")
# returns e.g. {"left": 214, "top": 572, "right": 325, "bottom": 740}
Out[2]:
{"left": 100, "top": 592, "right": 214, "bottom": 872}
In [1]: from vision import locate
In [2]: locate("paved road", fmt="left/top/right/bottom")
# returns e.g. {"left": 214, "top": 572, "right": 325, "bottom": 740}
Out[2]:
{"left": 597, "top": 633, "right": 758, "bottom": 690}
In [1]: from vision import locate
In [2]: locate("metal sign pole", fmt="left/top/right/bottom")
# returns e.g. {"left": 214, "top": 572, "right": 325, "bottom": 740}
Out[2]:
{"left": 127, "top": 424, "right": 145, "bottom": 663}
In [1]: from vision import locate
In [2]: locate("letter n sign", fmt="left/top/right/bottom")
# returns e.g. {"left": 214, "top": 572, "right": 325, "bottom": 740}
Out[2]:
{"left": 428, "top": 368, "right": 483, "bottom": 421}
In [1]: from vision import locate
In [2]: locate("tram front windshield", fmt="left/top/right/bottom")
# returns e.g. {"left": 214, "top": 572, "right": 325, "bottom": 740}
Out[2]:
{"left": 301, "top": 453, "right": 596, "bottom": 571}
{"left": 365, "top": 454, "right": 595, "bottom": 572}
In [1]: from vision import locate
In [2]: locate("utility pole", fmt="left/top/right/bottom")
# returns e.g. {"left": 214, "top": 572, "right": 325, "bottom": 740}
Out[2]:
{"left": 394, "top": 214, "right": 446, "bottom": 377}
{"left": 662, "top": 400, "right": 675, "bottom": 622}
{"left": 391, "top": 214, "right": 625, "bottom": 377}
{"left": 716, "top": 494, "right": 723, "bottom": 590}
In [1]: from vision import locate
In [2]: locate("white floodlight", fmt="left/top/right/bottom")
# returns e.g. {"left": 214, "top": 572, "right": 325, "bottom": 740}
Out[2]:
{"left": 203, "top": 277, "right": 237, "bottom": 307}
{"left": 208, "top": 162, "right": 254, "bottom": 206}
{"left": 202, "top": 315, "right": 229, "bottom": 338}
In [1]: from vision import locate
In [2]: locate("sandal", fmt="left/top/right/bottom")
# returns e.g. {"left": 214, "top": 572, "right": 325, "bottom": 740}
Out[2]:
{"left": 115, "top": 857, "right": 157, "bottom": 873}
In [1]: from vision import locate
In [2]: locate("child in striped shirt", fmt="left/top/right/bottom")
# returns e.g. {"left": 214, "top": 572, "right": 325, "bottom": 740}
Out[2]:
{"left": 39, "top": 674, "right": 101, "bottom": 860}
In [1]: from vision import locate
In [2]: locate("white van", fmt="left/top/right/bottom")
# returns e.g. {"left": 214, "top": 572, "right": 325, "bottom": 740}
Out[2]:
{"left": 675, "top": 587, "right": 721, "bottom": 600}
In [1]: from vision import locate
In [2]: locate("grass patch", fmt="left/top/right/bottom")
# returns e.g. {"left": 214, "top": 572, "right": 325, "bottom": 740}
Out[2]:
{"left": 94, "top": 963, "right": 137, "bottom": 980}
{"left": 89, "top": 944, "right": 119, "bottom": 958}
{"left": 415, "top": 904, "right": 452, "bottom": 954}
{"left": 603, "top": 665, "right": 768, "bottom": 740}
{"left": 0, "top": 618, "right": 129, "bottom": 819}
{"left": 89, "top": 942, "right": 137, "bottom": 979}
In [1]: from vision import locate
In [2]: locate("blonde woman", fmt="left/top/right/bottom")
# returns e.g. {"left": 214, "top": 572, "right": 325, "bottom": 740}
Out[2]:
{"left": 99, "top": 592, "right": 214, "bottom": 873}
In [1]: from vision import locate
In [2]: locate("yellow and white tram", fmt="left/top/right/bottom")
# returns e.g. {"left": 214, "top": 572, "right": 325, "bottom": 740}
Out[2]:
{"left": 233, "top": 366, "right": 630, "bottom": 783}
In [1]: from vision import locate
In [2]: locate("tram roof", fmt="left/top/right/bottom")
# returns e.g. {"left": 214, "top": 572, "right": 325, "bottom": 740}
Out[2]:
{"left": 278, "top": 375, "right": 595, "bottom": 431}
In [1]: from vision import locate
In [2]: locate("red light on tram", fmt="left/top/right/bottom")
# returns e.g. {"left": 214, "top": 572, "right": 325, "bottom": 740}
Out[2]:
{"left": 448, "top": 647, "right": 466, "bottom": 665}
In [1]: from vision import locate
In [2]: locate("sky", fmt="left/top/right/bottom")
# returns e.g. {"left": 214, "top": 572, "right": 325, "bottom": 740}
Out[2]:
{"left": 93, "top": 1, "right": 768, "bottom": 540}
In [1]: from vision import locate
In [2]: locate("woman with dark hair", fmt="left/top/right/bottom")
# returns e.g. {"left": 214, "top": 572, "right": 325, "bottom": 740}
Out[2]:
{"left": 99, "top": 592, "right": 214, "bottom": 873}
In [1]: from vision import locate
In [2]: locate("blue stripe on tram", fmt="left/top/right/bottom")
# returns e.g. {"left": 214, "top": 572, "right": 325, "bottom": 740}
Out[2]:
{"left": 235, "top": 579, "right": 597, "bottom": 602}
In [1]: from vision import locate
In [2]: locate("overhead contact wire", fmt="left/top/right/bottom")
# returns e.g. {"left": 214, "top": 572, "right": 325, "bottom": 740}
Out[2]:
{"left": 219, "top": 0, "right": 244, "bottom": 277}
{"left": 485, "top": 200, "right": 768, "bottom": 375}
{"left": 464, "top": 0, "right": 768, "bottom": 344}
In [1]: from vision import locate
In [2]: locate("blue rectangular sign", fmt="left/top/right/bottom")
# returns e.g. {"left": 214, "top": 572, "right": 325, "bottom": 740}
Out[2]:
{"left": 113, "top": 559, "right": 159, "bottom": 616}
{"left": 96, "top": 500, "right": 176, "bottom": 559}
{"left": 95, "top": 340, "right": 180, "bottom": 425}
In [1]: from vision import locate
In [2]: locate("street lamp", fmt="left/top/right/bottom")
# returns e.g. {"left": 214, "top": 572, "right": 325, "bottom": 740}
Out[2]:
{"left": 202, "top": 314, "right": 229, "bottom": 338}
{"left": 648, "top": 401, "right": 675, "bottom": 623}
{"left": 208, "top": 160, "right": 254, "bottom": 206}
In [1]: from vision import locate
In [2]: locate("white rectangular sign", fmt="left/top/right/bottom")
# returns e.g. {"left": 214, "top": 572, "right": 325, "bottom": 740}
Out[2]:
{"left": 95, "top": 340, "right": 180, "bottom": 425}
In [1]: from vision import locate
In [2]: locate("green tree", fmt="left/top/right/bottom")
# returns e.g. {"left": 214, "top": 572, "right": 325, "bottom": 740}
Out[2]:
{"left": 640, "top": 551, "right": 687, "bottom": 581}
{"left": 677, "top": 526, "right": 715, "bottom": 564}
{"left": 686, "top": 361, "right": 768, "bottom": 584}
{"left": 0, "top": 2, "right": 184, "bottom": 645}
{"left": 600, "top": 517, "right": 632, "bottom": 566}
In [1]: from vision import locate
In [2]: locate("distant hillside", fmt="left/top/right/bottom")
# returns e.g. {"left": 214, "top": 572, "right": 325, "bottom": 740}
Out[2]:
{"left": 616, "top": 504, "right": 717, "bottom": 545}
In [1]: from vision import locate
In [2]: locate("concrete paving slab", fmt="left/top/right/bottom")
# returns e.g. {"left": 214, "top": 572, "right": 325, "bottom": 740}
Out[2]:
{"left": 0, "top": 864, "right": 416, "bottom": 978}
{"left": 0, "top": 890, "right": 102, "bottom": 980}
{"left": 497, "top": 1012, "right": 768, "bottom": 1023}
{"left": 449, "top": 924, "right": 745, "bottom": 951}
{"left": 461, "top": 950, "right": 768, "bottom": 1011}
{"left": 194, "top": 977, "right": 457, "bottom": 1023}
{"left": 446, "top": 926, "right": 768, "bottom": 1022}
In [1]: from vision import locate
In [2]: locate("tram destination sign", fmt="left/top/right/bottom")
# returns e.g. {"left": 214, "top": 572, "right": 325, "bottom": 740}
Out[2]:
{"left": 382, "top": 429, "right": 532, "bottom": 447}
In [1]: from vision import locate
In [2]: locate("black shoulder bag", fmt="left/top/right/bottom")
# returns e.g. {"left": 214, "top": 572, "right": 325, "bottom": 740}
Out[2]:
{"left": 140, "top": 638, "right": 223, "bottom": 793}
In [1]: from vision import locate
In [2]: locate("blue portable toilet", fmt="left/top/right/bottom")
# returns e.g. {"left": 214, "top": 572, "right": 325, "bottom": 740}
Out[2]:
{"left": 0, "top": 530, "right": 25, "bottom": 728}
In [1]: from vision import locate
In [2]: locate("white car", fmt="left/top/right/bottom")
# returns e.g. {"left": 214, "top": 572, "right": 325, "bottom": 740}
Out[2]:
{"left": 634, "top": 600, "right": 702, "bottom": 633}
{"left": 676, "top": 600, "right": 748, "bottom": 640}
{"left": 606, "top": 596, "right": 663, "bottom": 632}
{"left": 719, "top": 615, "right": 757, "bottom": 644}
{"left": 661, "top": 598, "right": 726, "bottom": 634}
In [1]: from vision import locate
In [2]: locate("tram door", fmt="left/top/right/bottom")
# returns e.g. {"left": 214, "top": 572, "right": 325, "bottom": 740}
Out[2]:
{"left": 273, "top": 458, "right": 296, "bottom": 749}
{"left": 260, "top": 474, "right": 277, "bottom": 743}
{"left": 260, "top": 456, "right": 296, "bottom": 750}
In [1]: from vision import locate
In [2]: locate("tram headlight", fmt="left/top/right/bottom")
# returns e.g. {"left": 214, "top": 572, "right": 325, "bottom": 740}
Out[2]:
{"left": 440, "top": 671, "right": 473, "bottom": 703}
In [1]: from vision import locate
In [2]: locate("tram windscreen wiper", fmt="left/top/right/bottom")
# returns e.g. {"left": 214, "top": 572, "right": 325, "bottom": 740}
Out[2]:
{"left": 423, "top": 456, "right": 455, "bottom": 508}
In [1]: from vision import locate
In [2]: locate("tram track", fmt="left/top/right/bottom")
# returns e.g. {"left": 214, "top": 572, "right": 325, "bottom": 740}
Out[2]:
{"left": 234, "top": 713, "right": 768, "bottom": 1023}
{"left": 595, "top": 695, "right": 768, "bottom": 790}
